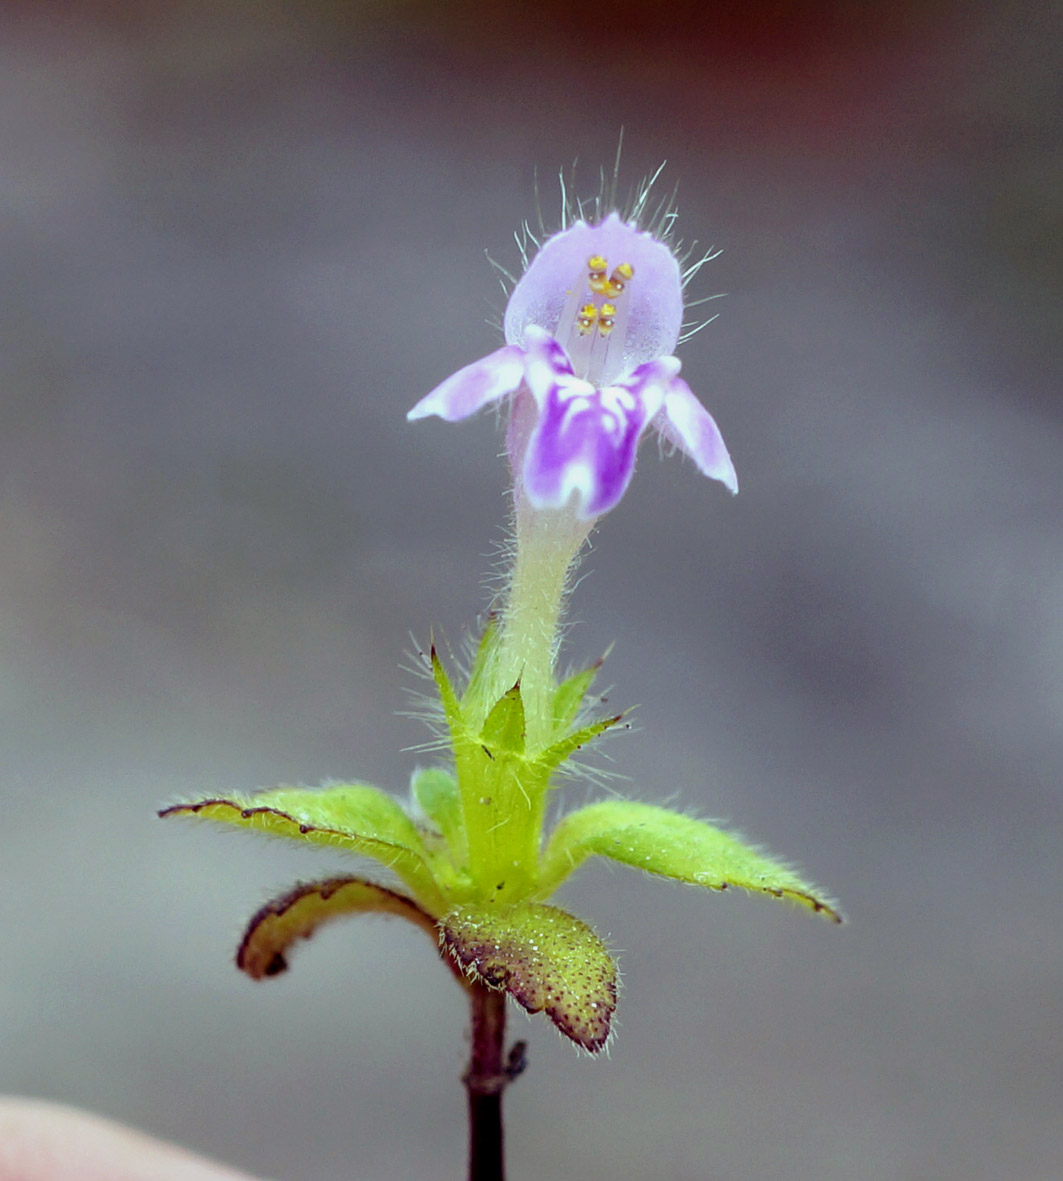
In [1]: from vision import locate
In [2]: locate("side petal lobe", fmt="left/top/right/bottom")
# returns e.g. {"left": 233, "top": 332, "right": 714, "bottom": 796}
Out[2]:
{"left": 407, "top": 345, "right": 525, "bottom": 422}
{"left": 655, "top": 375, "right": 738, "bottom": 494}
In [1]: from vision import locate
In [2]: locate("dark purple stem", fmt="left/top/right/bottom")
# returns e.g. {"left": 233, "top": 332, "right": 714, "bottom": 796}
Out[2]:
{"left": 465, "top": 985, "right": 525, "bottom": 1181}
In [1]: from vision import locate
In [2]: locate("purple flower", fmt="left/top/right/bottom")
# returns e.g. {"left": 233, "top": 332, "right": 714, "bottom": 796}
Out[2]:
{"left": 408, "top": 211, "right": 737, "bottom": 518}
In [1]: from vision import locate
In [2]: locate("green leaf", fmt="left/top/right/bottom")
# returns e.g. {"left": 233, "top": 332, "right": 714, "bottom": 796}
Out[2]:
{"left": 538, "top": 712, "right": 624, "bottom": 774}
{"left": 430, "top": 645, "right": 465, "bottom": 741}
{"left": 441, "top": 902, "right": 617, "bottom": 1052}
{"left": 461, "top": 614, "right": 500, "bottom": 711}
{"left": 551, "top": 657, "right": 603, "bottom": 732}
{"left": 481, "top": 682, "right": 526, "bottom": 756}
{"left": 411, "top": 767, "right": 464, "bottom": 852}
{"left": 539, "top": 800, "right": 842, "bottom": 923}
{"left": 160, "top": 783, "right": 446, "bottom": 912}
{"left": 236, "top": 875, "right": 443, "bottom": 980}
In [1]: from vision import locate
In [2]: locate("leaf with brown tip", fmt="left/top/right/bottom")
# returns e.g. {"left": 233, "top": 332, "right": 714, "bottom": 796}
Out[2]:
{"left": 237, "top": 875, "right": 443, "bottom": 980}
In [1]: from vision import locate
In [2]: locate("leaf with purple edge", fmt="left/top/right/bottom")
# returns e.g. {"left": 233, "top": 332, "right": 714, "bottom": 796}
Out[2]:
{"left": 236, "top": 875, "right": 447, "bottom": 980}
{"left": 537, "top": 800, "right": 842, "bottom": 922}
{"left": 160, "top": 784, "right": 449, "bottom": 912}
{"left": 441, "top": 902, "right": 618, "bottom": 1052}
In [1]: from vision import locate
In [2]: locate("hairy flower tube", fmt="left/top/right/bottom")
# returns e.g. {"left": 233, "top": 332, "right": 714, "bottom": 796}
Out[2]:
{"left": 160, "top": 175, "right": 839, "bottom": 1181}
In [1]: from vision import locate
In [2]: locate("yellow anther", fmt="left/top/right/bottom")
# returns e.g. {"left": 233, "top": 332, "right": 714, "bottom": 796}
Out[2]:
{"left": 606, "top": 261, "right": 635, "bottom": 296}
{"left": 576, "top": 303, "right": 599, "bottom": 335}
{"left": 587, "top": 254, "right": 610, "bottom": 295}
{"left": 598, "top": 302, "right": 617, "bottom": 336}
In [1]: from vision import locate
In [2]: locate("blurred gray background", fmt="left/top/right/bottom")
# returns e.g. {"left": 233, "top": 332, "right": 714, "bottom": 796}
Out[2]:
{"left": 1, "top": 1, "right": 1060, "bottom": 1178}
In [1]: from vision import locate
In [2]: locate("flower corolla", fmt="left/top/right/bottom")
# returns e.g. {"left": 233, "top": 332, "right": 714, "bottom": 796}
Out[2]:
{"left": 408, "top": 211, "right": 737, "bottom": 518}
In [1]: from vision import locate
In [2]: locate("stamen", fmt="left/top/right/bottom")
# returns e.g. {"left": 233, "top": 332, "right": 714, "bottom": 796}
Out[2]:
{"left": 597, "top": 303, "right": 617, "bottom": 336}
{"left": 587, "top": 254, "right": 610, "bottom": 295}
{"left": 548, "top": 241, "right": 641, "bottom": 385}
{"left": 576, "top": 304, "right": 599, "bottom": 335}
{"left": 605, "top": 262, "right": 634, "bottom": 296}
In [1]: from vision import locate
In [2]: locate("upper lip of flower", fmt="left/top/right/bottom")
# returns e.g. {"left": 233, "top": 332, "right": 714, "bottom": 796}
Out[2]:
{"left": 504, "top": 211, "right": 686, "bottom": 389}
{"left": 408, "top": 212, "right": 738, "bottom": 518}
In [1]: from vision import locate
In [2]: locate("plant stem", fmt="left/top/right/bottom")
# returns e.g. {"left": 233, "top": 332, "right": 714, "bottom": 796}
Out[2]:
{"left": 465, "top": 985, "right": 524, "bottom": 1181}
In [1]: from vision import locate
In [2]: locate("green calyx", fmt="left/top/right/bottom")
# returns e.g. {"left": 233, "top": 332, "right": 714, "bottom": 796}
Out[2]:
{"left": 427, "top": 623, "right": 623, "bottom": 907}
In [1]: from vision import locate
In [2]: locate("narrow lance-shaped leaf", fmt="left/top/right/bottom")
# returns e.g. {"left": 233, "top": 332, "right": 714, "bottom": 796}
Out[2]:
{"left": 441, "top": 902, "right": 618, "bottom": 1052}
{"left": 237, "top": 875, "right": 450, "bottom": 980}
{"left": 430, "top": 643, "right": 465, "bottom": 740}
{"left": 160, "top": 783, "right": 446, "bottom": 912}
{"left": 430, "top": 643, "right": 483, "bottom": 782}
{"left": 537, "top": 711, "right": 624, "bottom": 776}
{"left": 538, "top": 800, "right": 842, "bottom": 922}
{"left": 460, "top": 614, "right": 500, "bottom": 713}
